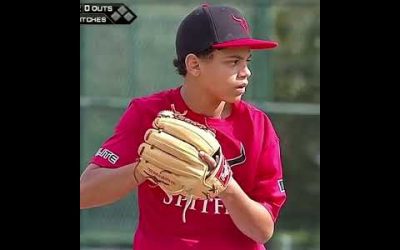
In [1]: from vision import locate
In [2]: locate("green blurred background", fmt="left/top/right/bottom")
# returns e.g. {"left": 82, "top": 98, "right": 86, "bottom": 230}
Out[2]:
{"left": 80, "top": 0, "right": 320, "bottom": 249}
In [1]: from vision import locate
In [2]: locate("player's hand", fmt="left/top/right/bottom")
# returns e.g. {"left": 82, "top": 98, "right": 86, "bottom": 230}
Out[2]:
{"left": 199, "top": 151, "right": 217, "bottom": 171}
{"left": 199, "top": 150, "right": 234, "bottom": 198}
{"left": 133, "top": 161, "right": 147, "bottom": 185}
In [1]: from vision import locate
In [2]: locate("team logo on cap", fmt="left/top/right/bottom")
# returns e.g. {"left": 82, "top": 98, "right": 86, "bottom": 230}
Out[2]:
{"left": 231, "top": 15, "right": 250, "bottom": 34}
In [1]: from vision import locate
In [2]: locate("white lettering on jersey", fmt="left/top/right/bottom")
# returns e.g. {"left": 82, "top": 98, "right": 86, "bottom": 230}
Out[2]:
{"left": 214, "top": 198, "right": 224, "bottom": 214}
{"left": 175, "top": 195, "right": 186, "bottom": 207}
{"left": 163, "top": 195, "right": 229, "bottom": 216}
{"left": 201, "top": 199, "right": 210, "bottom": 214}
{"left": 162, "top": 194, "right": 173, "bottom": 205}
{"left": 163, "top": 195, "right": 196, "bottom": 210}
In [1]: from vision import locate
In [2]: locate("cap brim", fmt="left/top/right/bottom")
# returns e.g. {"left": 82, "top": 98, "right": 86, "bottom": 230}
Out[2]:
{"left": 212, "top": 38, "right": 278, "bottom": 50}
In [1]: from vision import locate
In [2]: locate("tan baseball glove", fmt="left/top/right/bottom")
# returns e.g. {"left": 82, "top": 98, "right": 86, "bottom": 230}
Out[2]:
{"left": 134, "top": 108, "right": 232, "bottom": 222}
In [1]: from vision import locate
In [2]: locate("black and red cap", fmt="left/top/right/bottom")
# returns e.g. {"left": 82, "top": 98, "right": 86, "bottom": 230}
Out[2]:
{"left": 175, "top": 3, "right": 278, "bottom": 61}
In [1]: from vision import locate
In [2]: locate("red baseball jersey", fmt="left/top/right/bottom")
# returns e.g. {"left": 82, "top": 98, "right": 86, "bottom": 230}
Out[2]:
{"left": 91, "top": 86, "right": 286, "bottom": 250}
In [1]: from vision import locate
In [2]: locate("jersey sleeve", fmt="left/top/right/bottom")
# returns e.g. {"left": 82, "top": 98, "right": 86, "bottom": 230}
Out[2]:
{"left": 250, "top": 115, "right": 287, "bottom": 222}
{"left": 90, "top": 99, "right": 150, "bottom": 168}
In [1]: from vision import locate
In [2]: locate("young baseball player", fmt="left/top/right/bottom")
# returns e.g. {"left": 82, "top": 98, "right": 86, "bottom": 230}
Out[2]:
{"left": 80, "top": 4, "right": 286, "bottom": 250}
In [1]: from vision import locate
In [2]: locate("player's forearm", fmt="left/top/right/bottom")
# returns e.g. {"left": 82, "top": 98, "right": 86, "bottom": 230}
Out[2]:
{"left": 80, "top": 163, "right": 142, "bottom": 209}
{"left": 219, "top": 178, "right": 274, "bottom": 244}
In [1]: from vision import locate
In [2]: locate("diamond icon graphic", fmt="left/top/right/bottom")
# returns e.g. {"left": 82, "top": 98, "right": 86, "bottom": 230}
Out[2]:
{"left": 111, "top": 12, "right": 121, "bottom": 21}
{"left": 118, "top": 5, "right": 127, "bottom": 15}
{"left": 124, "top": 12, "right": 135, "bottom": 22}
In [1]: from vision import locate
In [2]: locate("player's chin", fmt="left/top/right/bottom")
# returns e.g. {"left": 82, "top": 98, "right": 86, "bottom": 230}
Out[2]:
{"left": 225, "top": 93, "right": 244, "bottom": 103}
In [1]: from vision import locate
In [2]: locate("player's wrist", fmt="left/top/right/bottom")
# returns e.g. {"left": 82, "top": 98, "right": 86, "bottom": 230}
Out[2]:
{"left": 132, "top": 161, "right": 146, "bottom": 186}
{"left": 219, "top": 177, "right": 237, "bottom": 199}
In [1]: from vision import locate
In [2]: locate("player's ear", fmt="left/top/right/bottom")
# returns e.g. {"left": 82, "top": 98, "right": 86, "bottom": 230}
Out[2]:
{"left": 185, "top": 54, "right": 201, "bottom": 77}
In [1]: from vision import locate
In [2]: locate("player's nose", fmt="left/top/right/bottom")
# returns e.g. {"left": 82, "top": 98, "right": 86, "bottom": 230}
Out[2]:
{"left": 238, "top": 65, "right": 251, "bottom": 79}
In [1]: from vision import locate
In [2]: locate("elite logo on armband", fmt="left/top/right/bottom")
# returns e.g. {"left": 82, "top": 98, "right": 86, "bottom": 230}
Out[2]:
{"left": 95, "top": 148, "right": 119, "bottom": 164}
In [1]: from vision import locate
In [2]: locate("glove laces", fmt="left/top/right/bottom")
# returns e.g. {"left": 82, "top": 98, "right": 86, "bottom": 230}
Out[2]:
{"left": 182, "top": 195, "right": 193, "bottom": 223}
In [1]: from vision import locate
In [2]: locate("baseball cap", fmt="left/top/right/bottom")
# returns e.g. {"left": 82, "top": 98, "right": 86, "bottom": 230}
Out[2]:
{"left": 176, "top": 3, "right": 278, "bottom": 61}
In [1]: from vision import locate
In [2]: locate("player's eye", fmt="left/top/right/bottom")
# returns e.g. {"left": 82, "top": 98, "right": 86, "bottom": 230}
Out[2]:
{"left": 231, "top": 60, "right": 240, "bottom": 65}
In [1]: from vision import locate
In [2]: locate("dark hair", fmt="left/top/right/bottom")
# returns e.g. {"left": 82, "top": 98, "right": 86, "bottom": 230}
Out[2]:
{"left": 173, "top": 47, "right": 216, "bottom": 76}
